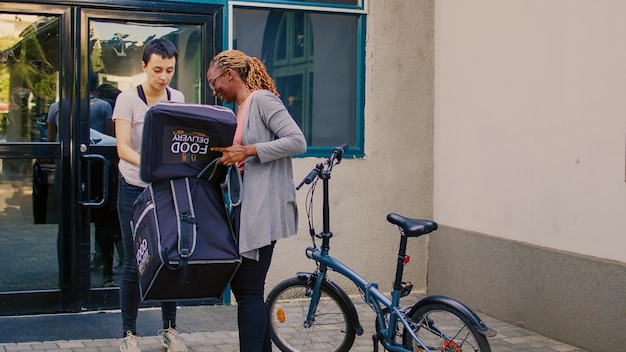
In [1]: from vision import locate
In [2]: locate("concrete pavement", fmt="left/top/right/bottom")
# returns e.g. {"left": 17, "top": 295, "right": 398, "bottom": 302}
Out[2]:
{"left": 0, "top": 295, "right": 589, "bottom": 352}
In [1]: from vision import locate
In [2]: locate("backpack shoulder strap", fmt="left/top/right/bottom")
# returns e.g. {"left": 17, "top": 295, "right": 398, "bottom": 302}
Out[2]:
{"left": 137, "top": 85, "right": 171, "bottom": 105}
{"left": 197, "top": 158, "right": 242, "bottom": 217}
{"left": 137, "top": 85, "right": 148, "bottom": 105}
{"left": 197, "top": 158, "right": 221, "bottom": 180}
{"left": 168, "top": 177, "right": 196, "bottom": 284}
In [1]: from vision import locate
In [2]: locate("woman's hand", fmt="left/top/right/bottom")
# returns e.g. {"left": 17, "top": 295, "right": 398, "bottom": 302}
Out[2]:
{"left": 211, "top": 143, "right": 256, "bottom": 166}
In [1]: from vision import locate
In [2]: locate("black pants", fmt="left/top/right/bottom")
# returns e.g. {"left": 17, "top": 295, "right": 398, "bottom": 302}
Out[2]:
{"left": 94, "top": 208, "right": 120, "bottom": 280}
{"left": 229, "top": 242, "right": 276, "bottom": 352}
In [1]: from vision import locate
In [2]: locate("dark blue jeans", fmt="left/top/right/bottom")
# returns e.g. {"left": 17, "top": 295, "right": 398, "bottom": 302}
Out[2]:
{"left": 230, "top": 242, "right": 276, "bottom": 352}
{"left": 117, "top": 175, "right": 177, "bottom": 336}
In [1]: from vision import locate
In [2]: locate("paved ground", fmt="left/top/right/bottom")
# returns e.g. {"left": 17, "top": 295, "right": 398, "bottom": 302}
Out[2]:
{"left": 0, "top": 295, "right": 589, "bottom": 352}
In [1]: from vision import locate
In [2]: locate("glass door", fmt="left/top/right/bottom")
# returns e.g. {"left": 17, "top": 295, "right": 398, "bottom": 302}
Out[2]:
{"left": 0, "top": 1, "right": 219, "bottom": 315}
{"left": 0, "top": 5, "right": 67, "bottom": 314}
{"left": 85, "top": 12, "right": 209, "bottom": 295}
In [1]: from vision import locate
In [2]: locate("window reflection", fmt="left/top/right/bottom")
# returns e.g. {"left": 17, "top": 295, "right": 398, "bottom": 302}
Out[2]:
{"left": 284, "top": 0, "right": 359, "bottom": 5}
{"left": 234, "top": 8, "right": 358, "bottom": 148}
{"left": 87, "top": 20, "right": 203, "bottom": 288}
{"left": 0, "top": 15, "right": 206, "bottom": 291}
{"left": 89, "top": 21, "right": 203, "bottom": 103}
{"left": 0, "top": 14, "right": 58, "bottom": 144}
{"left": 0, "top": 14, "right": 60, "bottom": 292}
{"left": 0, "top": 159, "right": 59, "bottom": 291}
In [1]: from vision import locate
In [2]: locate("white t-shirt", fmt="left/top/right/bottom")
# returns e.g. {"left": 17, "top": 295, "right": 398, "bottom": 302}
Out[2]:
{"left": 112, "top": 86, "right": 185, "bottom": 187}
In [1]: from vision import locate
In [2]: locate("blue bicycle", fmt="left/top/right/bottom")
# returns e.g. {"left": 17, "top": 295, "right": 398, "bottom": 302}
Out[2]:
{"left": 266, "top": 145, "right": 496, "bottom": 351}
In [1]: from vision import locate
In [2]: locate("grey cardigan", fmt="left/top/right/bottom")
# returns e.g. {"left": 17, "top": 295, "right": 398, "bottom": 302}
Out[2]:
{"left": 239, "top": 90, "right": 307, "bottom": 259}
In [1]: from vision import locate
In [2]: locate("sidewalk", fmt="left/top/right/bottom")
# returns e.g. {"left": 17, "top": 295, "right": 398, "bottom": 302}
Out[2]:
{"left": 0, "top": 297, "right": 588, "bottom": 352}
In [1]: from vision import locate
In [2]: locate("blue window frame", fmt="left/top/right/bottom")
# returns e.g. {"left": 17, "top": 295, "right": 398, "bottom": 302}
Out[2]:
{"left": 229, "top": 1, "right": 365, "bottom": 157}
{"left": 232, "top": 0, "right": 364, "bottom": 10}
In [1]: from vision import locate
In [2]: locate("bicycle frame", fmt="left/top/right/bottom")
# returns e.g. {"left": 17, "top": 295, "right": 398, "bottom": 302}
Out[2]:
{"left": 291, "top": 145, "right": 494, "bottom": 351}
{"left": 305, "top": 247, "right": 428, "bottom": 351}
{"left": 301, "top": 162, "right": 426, "bottom": 351}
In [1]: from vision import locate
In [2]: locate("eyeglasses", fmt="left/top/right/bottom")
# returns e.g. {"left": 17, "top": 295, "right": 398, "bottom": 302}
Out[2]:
{"left": 208, "top": 68, "right": 229, "bottom": 91}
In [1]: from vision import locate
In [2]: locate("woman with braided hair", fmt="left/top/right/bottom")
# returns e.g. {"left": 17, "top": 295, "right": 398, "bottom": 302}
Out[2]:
{"left": 208, "top": 50, "right": 307, "bottom": 351}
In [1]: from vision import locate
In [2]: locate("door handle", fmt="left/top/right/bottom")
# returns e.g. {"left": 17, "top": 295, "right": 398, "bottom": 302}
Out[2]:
{"left": 81, "top": 153, "right": 109, "bottom": 207}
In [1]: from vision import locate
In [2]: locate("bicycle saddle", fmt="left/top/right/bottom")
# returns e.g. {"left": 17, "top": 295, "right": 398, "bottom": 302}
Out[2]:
{"left": 386, "top": 213, "right": 438, "bottom": 237}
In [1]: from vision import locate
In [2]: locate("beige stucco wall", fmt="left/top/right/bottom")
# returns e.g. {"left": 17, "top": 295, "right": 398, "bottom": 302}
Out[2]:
{"left": 266, "top": 0, "right": 436, "bottom": 295}
{"left": 434, "top": 0, "right": 626, "bottom": 264}
{"left": 431, "top": 1, "right": 626, "bottom": 350}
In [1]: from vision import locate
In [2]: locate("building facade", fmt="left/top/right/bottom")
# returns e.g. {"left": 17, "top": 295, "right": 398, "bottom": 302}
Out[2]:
{"left": 1, "top": 0, "right": 622, "bottom": 351}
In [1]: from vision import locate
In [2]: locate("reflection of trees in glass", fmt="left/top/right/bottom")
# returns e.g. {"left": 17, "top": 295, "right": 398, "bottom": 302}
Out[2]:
{"left": 6, "top": 23, "right": 56, "bottom": 99}
{"left": 95, "top": 32, "right": 157, "bottom": 77}
{"left": 0, "top": 35, "right": 18, "bottom": 103}
{"left": 0, "top": 16, "right": 57, "bottom": 145}
{"left": 33, "top": 74, "right": 56, "bottom": 100}
{"left": 89, "top": 26, "right": 105, "bottom": 73}
{"left": 0, "top": 35, "right": 18, "bottom": 137}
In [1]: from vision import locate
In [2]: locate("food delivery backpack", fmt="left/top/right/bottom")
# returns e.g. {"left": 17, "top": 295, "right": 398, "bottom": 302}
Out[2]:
{"left": 132, "top": 102, "right": 241, "bottom": 302}
{"left": 139, "top": 101, "right": 237, "bottom": 182}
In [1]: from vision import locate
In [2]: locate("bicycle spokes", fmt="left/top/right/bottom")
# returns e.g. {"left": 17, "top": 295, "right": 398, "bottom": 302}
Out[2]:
{"left": 267, "top": 278, "right": 356, "bottom": 351}
{"left": 411, "top": 313, "right": 481, "bottom": 351}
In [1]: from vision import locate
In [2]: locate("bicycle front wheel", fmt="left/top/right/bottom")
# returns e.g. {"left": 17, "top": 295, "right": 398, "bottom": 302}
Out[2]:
{"left": 402, "top": 302, "right": 492, "bottom": 352}
{"left": 266, "top": 277, "right": 356, "bottom": 352}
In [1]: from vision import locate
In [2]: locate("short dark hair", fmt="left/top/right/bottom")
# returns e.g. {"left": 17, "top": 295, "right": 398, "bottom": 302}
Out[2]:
{"left": 94, "top": 83, "right": 121, "bottom": 101}
{"left": 142, "top": 38, "right": 178, "bottom": 64}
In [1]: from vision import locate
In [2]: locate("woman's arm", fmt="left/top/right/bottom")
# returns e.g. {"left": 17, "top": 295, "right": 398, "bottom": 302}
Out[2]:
{"left": 115, "top": 119, "right": 140, "bottom": 167}
{"left": 211, "top": 91, "right": 306, "bottom": 166}
{"left": 254, "top": 92, "right": 307, "bottom": 162}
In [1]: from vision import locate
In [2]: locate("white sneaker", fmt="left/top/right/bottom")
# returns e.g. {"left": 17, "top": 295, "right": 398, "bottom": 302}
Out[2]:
{"left": 159, "top": 327, "right": 187, "bottom": 352}
{"left": 120, "top": 331, "right": 141, "bottom": 352}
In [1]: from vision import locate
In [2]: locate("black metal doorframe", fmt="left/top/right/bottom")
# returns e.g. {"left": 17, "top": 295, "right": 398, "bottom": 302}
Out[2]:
{"left": 0, "top": 0, "right": 222, "bottom": 315}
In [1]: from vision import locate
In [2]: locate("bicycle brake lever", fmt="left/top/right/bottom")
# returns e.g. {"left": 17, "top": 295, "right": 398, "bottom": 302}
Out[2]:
{"left": 297, "top": 168, "right": 318, "bottom": 190}
{"left": 297, "top": 163, "right": 324, "bottom": 190}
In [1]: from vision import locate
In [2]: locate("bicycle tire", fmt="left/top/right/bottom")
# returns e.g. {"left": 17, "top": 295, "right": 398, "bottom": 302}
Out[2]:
{"left": 402, "top": 302, "right": 492, "bottom": 352}
{"left": 266, "top": 277, "right": 356, "bottom": 352}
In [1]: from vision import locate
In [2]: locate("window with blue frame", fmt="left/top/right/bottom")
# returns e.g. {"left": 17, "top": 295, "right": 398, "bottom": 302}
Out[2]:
{"left": 280, "top": 0, "right": 359, "bottom": 5}
{"left": 232, "top": 2, "right": 364, "bottom": 154}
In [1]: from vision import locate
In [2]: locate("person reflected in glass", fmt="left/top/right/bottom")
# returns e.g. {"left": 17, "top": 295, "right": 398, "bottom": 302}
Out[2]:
{"left": 94, "top": 82, "right": 121, "bottom": 137}
{"left": 207, "top": 49, "right": 307, "bottom": 352}
{"left": 46, "top": 72, "right": 114, "bottom": 285}
{"left": 92, "top": 81, "right": 124, "bottom": 282}
{"left": 46, "top": 71, "right": 112, "bottom": 140}
{"left": 113, "top": 38, "right": 187, "bottom": 352}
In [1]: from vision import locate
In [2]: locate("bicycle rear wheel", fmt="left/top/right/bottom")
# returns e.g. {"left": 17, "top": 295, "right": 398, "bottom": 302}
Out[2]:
{"left": 402, "top": 302, "right": 491, "bottom": 352}
{"left": 266, "top": 277, "right": 356, "bottom": 352}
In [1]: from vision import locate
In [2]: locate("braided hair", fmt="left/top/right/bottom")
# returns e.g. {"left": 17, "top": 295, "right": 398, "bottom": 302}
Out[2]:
{"left": 210, "top": 50, "right": 279, "bottom": 97}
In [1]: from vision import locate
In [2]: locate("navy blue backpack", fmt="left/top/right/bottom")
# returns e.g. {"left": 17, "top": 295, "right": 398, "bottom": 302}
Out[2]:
{"left": 132, "top": 102, "right": 241, "bottom": 302}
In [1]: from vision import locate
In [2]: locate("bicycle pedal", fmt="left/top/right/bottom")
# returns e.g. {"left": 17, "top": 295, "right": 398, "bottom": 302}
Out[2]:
{"left": 372, "top": 333, "right": 381, "bottom": 352}
{"left": 400, "top": 282, "right": 414, "bottom": 297}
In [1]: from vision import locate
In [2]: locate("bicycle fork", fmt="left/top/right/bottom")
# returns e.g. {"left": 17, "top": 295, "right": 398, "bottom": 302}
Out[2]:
{"left": 296, "top": 268, "right": 365, "bottom": 336}
{"left": 303, "top": 269, "right": 326, "bottom": 328}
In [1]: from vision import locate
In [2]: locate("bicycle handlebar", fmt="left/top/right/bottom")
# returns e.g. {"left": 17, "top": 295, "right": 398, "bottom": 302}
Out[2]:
{"left": 296, "top": 143, "right": 349, "bottom": 190}
{"left": 328, "top": 143, "right": 349, "bottom": 164}
{"left": 299, "top": 168, "right": 320, "bottom": 189}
